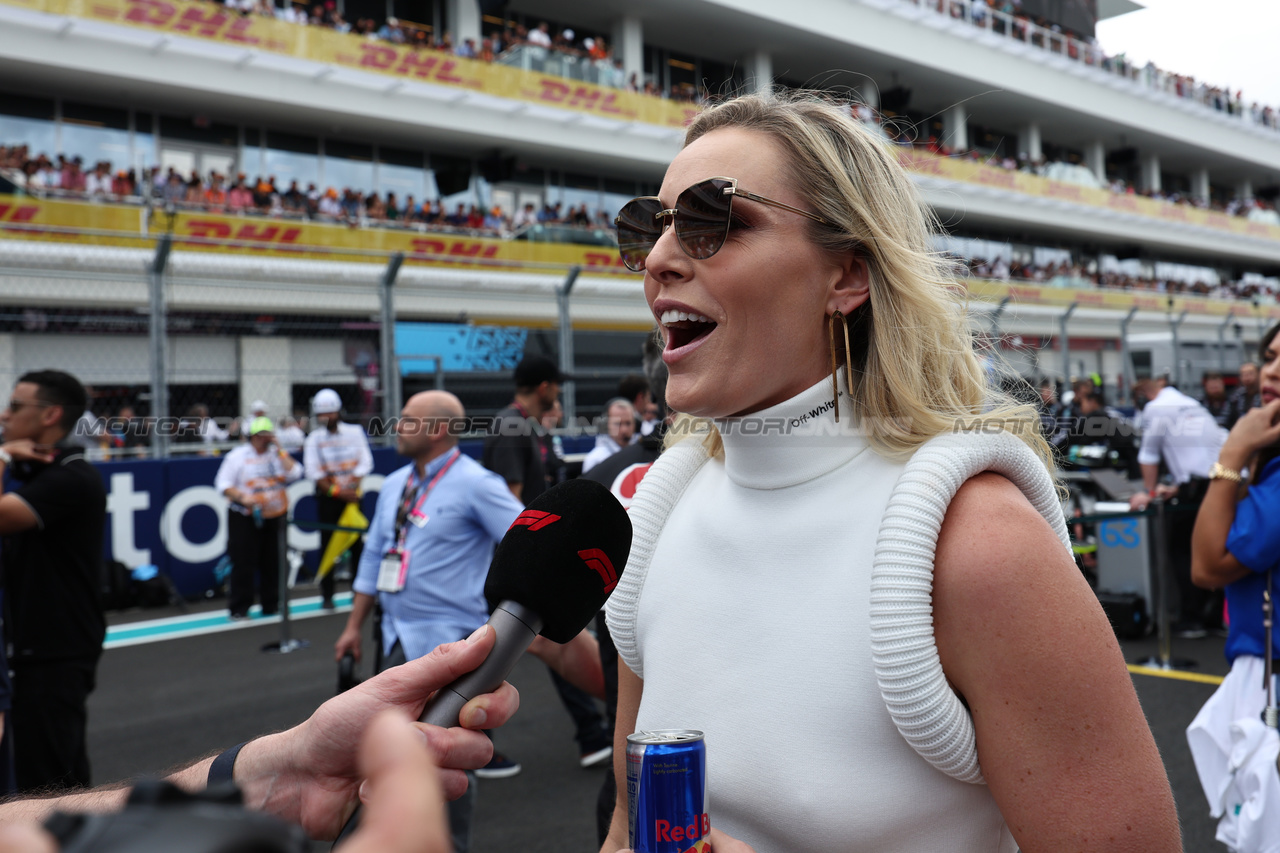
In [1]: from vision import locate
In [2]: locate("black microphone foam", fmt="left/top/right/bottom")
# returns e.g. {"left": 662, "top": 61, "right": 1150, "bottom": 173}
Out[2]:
{"left": 485, "top": 477, "right": 632, "bottom": 642}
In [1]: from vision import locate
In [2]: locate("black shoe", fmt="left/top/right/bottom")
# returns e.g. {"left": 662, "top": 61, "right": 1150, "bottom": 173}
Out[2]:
{"left": 228, "top": 611, "right": 250, "bottom": 621}
{"left": 260, "top": 608, "right": 279, "bottom": 617}
{"left": 321, "top": 597, "right": 335, "bottom": 610}
{"left": 475, "top": 752, "right": 521, "bottom": 779}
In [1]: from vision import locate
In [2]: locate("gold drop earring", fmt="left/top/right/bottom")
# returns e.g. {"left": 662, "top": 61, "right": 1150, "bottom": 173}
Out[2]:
{"left": 828, "top": 310, "right": 854, "bottom": 422}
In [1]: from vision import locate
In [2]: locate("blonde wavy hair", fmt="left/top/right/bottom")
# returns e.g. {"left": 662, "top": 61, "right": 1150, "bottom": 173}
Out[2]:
{"left": 665, "top": 91, "right": 1054, "bottom": 473}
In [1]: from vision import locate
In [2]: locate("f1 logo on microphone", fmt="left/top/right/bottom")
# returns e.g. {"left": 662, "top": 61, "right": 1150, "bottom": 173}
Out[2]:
{"left": 510, "top": 510, "right": 560, "bottom": 531}
{"left": 578, "top": 549, "right": 618, "bottom": 592}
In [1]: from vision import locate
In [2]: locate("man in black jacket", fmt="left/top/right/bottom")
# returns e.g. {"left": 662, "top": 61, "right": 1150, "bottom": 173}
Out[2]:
{"left": 0, "top": 370, "right": 106, "bottom": 792}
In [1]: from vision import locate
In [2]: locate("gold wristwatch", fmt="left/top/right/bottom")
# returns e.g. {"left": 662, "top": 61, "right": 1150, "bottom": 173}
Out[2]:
{"left": 1209, "top": 462, "right": 1243, "bottom": 484}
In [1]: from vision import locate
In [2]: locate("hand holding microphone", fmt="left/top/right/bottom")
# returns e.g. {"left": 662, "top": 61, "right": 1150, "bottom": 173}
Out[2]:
{"left": 333, "top": 478, "right": 632, "bottom": 846}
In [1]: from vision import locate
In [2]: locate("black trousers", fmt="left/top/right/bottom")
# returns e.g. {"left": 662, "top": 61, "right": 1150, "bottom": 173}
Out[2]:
{"left": 11, "top": 657, "right": 98, "bottom": 793}
{"left": 315, "top": 491, "right": 362, "bottom": 601}
{"left": 1168, "top": 479, "right": 1214, "bottom": 626}
{"left": 227, "top": 512, "right": 281, "bottom": 616}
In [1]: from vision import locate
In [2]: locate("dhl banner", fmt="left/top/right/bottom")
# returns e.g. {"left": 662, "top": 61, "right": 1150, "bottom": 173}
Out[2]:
{"left": 898, "top": 149, "right": 1280, "bottom": 244}
{"left": 3, "top": 0, "right": 696, "bottom": 129}
{"left": 6, "top": 0, "right": 1279, "bottom": 243}
{"left": 0, "top": 194, "right": 146, "bottom": 241}
{"left": 5, "top": 193, "right": 1280, "bottom": 320}
{"left": 167, "top": 208, "right": 638, "bottom": 272}
{"left": 967, "top": 278, "right": 1280, "bottom": 321}
{"left": 0, "top": 193, "right": 640, "bottom": 273}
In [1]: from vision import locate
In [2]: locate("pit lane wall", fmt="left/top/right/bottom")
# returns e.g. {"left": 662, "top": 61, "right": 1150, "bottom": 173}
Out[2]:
{"left": 98, "top": 436, "right": 595, "bottom": 600}
{"left": 101, "top": 447, "right": 398, "bottom": 600}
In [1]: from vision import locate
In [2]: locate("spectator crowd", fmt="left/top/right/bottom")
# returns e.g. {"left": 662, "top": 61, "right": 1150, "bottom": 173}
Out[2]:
{"left": 197, "top": 0, "right": 709, "bottom": 101}
{"left": 918, "top": 0, "right": 1280, "bottom": 135}
{"left": 954, "top": 254, "right": 1280, "bottom": 304}
{"left": 0, "top": 144, "right": 619, "bottom": 238}
{"left": 849, "top": 105, "right": 1280, "bottom": 223}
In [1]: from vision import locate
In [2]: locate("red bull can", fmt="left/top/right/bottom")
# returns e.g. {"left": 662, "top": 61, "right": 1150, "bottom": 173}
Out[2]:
{"left": 626, "top": 730, "right": 709, "bottom": 853}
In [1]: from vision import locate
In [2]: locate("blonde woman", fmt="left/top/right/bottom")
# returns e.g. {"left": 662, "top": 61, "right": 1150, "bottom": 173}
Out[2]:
{"left": 602, "top": 93, "right": 1179, "bottom": 853}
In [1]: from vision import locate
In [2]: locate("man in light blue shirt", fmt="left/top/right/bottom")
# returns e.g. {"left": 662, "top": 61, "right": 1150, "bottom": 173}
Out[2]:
{"left": 335, "top": 390, "right": 523, "bottom": 664}
{"left": 334, "top": 390, "right": 523, "bottom": 853}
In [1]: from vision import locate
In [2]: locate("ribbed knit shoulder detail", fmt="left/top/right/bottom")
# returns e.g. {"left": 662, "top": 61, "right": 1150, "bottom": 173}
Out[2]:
{"left": 605, "top": 439, "right": 711, "bottom": 679}
{"left": 870, "top": 430, "right": 1070, "bottom": 784}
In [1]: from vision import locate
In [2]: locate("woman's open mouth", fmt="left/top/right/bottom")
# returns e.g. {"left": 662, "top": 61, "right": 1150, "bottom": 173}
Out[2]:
{"left": 659, "top": 309, "right": 717, "bottom": 352}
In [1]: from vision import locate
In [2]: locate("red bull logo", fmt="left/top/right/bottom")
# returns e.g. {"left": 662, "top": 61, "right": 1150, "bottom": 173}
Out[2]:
{"left": 653, "top": 814, "right": 710, "bottom": 844}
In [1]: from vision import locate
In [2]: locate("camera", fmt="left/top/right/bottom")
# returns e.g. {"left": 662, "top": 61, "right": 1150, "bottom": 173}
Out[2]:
{"left": 46, "top": 779, "right": 307, "bottom": 853}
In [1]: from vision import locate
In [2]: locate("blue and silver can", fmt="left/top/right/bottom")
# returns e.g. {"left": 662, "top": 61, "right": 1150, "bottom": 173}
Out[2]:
{"left": 626, "top": 730, "right": 709, "bottom": 853}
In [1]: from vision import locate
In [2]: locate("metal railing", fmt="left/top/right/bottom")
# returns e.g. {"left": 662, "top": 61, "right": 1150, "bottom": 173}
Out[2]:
{"left": 495, "top": 45, "right": 627, "bottom": 89}
{"left": 886, "top": 0, "right": 1280, "bottom": 136}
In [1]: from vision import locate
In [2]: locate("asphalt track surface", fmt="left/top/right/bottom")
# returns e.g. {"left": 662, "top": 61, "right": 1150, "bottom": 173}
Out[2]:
{"left": 87, "top": 591, "right": 1232, "bottom": 853}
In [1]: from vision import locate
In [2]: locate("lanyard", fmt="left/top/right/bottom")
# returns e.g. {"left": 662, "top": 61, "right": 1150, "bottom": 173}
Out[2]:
{"left": 393, "top": 449, "right": 460, "bottom": 549}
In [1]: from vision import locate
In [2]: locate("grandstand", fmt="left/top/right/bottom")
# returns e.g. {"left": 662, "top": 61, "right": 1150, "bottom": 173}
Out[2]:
{"left": 2, "top": 0, "right": 1279, "bottom": 434}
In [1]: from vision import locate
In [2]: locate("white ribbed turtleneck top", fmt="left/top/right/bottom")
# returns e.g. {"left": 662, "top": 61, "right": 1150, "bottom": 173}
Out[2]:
{"left": 606, "top": 373, "right": 1067, "bottom": 853}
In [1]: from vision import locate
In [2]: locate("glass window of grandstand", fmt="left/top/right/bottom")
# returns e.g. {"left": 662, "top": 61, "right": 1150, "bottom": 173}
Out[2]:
{"left": 59, "top": 102, "right": 130, "bottom": 177}
{"left": 376, "top": 146, "right": 427, "bottom": 219}
{"left": 1040, "top": 141, "right": 1093, "bottom": 187}
{"left": 969, "top": 125, "right": 1013, "bottom": 162}
{"left": 602, "top": 177, "right": 638, "bottom": 227}
{"left": 1106, "top": 148, "right": 1140, "bottom": 189}
{"left": 498, "top": 164, "right": 546, "bottom": 223}
{"left": 0, "top": 94, "right": 57, "bottom": 160}
{"left": 429, "top": 154, "right": 476, "bottom": 221}
{"left": 264, "top": 131, "right": 318, "bottom": 195}
{"left": 323, "top": 139, "right": 375, "bottom": 203}
{"left": 391, "top": 0, "right": 441, "bottom": 45}
{"left": 1162, "top": 171, "right": 1190, "bottom": 200}
{"left": 134, "top": 118, "right": 157, "bottom": 176}
{"left": 554, "top": 172, "right": 601, "bottom": 226}
{"left": 159, "top": 116, "right": 239, "bottom": 185}
{"left": 662, "top": 52, "right": 736, "bottom": 103}
{"left": 666, "top": 53, "right": 697, "bottom": 101}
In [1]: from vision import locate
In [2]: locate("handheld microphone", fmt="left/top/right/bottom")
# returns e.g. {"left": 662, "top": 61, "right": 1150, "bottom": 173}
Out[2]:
{"left": 333, "top": 477, "right": 631, "bottom": 847}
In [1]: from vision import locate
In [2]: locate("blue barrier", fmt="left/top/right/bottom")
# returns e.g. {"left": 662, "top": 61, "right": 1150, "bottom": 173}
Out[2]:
{"left": 97, "top": 434, "right": 598, "bottom": 598}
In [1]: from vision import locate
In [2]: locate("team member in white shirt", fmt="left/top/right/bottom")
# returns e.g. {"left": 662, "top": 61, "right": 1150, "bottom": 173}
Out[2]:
{"left": 1129, "top": 372, "right": 1228, "bottom": 638}
{"left": 1130, "top": 373, "right": 1226, "bottom": 496}
{"left": 303, "top": 389, "right": 374, "bottom": 608}
{"left": 215, "top": 417, "right": 302, "bottom": 619}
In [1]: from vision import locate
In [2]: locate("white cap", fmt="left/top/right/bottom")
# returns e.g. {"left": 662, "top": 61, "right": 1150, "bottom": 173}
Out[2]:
{"left": 250, "top": 399, "right": 269, "bottom": 414}
{"left": 562, "top": 28, "right": 574, "bottom": 40}
{"left": 583, "top": 37, "right": 595, "bottom": 49}
{"left": 313, "top": 388, "right": 342, "bottom": 414}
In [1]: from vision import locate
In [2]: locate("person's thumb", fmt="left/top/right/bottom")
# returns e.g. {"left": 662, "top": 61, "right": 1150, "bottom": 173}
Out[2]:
{"left": 344, "top": 712, "right": 449, "bottom": 853}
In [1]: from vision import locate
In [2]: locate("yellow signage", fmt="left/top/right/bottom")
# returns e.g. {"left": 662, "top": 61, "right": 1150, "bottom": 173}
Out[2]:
{"left": 967, "top": 277, "right": 1280, "bottom": 320}
{"left": 0, "top": 194, "right": 636, "bottom": 272}
{"left": 165, "top": 207, "right": 636, "bottom": 272}
{"left": 10, "top": 0, "right": 695, "bottom": 129}
{"left": 0, "top": 194, "right": 145, "bottom": 243}
{"left": 7, "top": 193, "right": 1276, "bottom": 320}
{"left": 897, "top": 148, "right": 1280, "bottom": 244}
